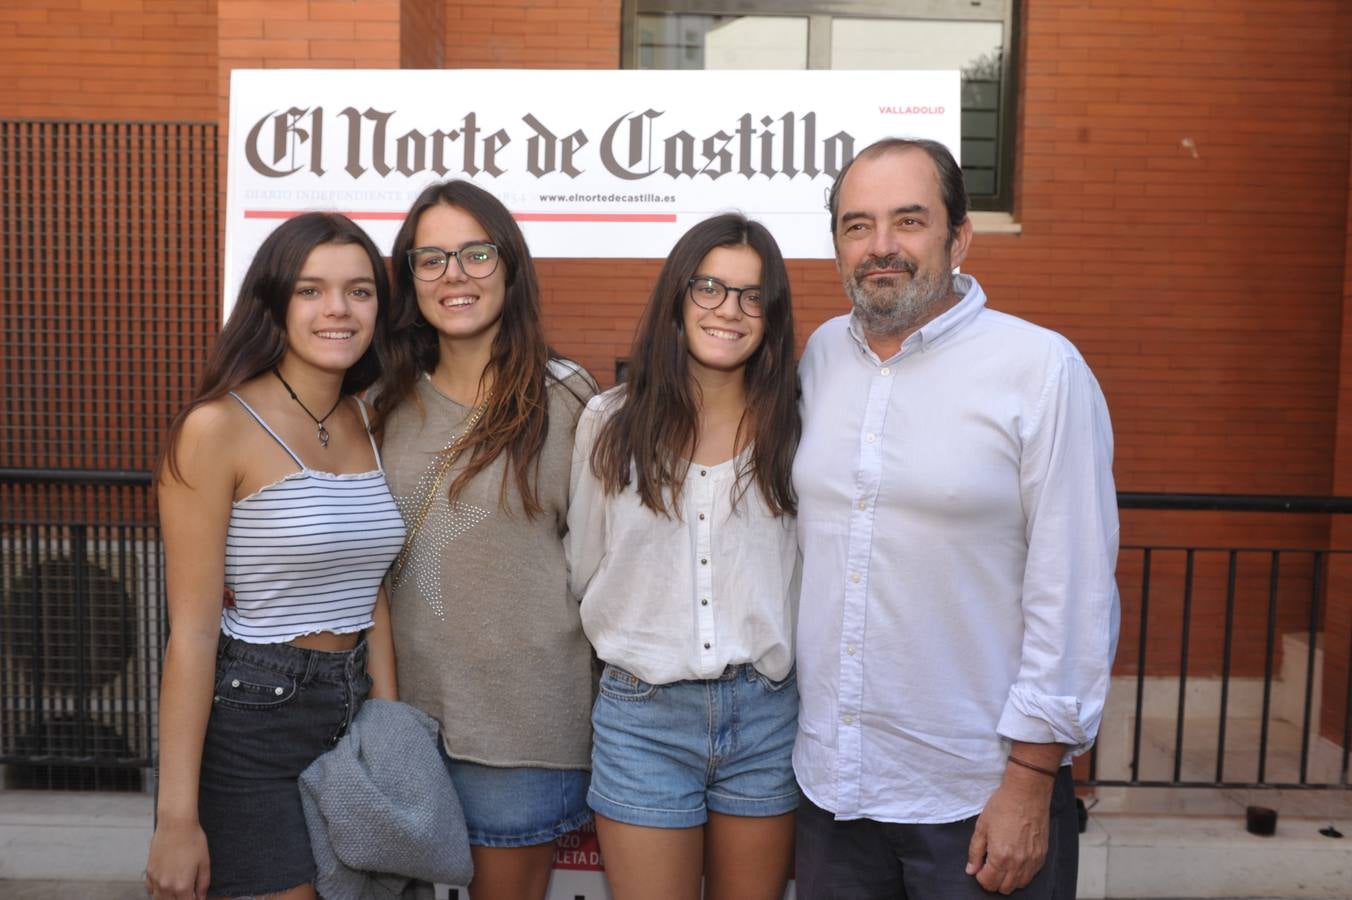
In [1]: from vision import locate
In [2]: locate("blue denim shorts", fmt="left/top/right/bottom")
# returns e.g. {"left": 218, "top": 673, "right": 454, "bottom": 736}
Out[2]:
{"left": 588, "top": 662, "right": 799, "bottom": 829}
{"left": 196, "top": 633, "right": 371, "bottom": 897}
{"left": 439, "top": 746, "right": 592, "bottom": 848}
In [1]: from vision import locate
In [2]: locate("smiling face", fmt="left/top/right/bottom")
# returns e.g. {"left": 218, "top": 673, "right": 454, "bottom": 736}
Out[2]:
{"left": 682, "top": 244, "right": 765, "bottom": 381}
{"left": 411, "top": 202, "right": 507, "bottom": 350}
{"left": 282, "top": 241, "right": 378, "bottom": 376}
{"left": 834, "top": 147, "right": 972, "bottom": 341}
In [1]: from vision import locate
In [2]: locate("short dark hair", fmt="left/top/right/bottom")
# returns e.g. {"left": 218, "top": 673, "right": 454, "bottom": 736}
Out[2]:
{"left": 826, "top": 138, "right": 969, "bottom": 246}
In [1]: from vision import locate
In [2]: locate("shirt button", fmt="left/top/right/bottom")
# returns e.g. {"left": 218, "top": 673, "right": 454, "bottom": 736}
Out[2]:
{"left": 857, "top": 499, "right": 867, "bottom": 511}
{"left": 865, "top": 433, "right": 877, "bottom": 443}
{"left": 700, "top": 469, "right": 707, "bottom": 477}
{"left": 847, "top": 644, "right": 857, "bottom": 656}
{"left": 850, "top": 573, "right": 861, "bottom": 584}
{"left": 701, "top": 598, "right": 709, "bottom": 606}
{"left": 701, "top": 558, "right": 708, "bottom": 565}
{"left": 703, "top": 641, "right": 711, "bottom": 650}
{"left": 699, "top": 513, "right": 705, "bottom": 520}
{"left": 880, "top": 367, "right": 891, "bottom": 376}
{"left": 843, "top": 714, "right": 854, "bottom": 725}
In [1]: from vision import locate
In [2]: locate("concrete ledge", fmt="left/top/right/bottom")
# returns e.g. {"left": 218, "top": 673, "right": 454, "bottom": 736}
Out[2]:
{"left": 4, "top": 791, "right": 1351, "bottom": 897}
{"left": 0, "top": 791, "right": 151, "bottom": 881}
{"left": 1080, "top": 813, "right": 1352, "bottom": 899}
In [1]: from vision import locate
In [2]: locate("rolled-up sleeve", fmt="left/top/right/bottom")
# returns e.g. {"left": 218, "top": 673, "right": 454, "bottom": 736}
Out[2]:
{"left": 997, "top": 354, "right": 1120, "bottom": 754}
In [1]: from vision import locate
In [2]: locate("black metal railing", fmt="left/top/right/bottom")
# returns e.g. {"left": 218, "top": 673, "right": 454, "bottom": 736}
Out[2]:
{"left": 3, "top": 477, "right": 1352, "bottom": 795}
{"left": 1083, "top": 493, "right": 1352, "bottom": 795}
{"left": 1, "top": 470, "right": 161, "bottom": 791}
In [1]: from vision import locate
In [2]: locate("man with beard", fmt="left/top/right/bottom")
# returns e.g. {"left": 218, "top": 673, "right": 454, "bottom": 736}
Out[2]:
{"left": 791, "top": 137, "right": 1120, "bottom": 898}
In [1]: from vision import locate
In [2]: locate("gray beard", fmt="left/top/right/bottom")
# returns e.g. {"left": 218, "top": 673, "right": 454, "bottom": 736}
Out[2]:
{"left": 846, "top": 268, "right": 953, "bottom": 339}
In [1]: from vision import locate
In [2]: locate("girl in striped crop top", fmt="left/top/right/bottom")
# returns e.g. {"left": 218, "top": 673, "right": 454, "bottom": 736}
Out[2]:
{"left": 145, "top": 213, "right": 405, "bottom": 900}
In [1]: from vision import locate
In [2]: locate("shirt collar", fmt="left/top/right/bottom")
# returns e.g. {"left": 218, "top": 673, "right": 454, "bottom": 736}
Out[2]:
{"left": 847, "top": 273, "right": 987, "bottom": 365}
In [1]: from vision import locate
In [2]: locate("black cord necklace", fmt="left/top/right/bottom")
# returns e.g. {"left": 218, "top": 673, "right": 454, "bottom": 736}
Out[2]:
{"left": 273, "top": 368, "right": 343, "bottom": 448}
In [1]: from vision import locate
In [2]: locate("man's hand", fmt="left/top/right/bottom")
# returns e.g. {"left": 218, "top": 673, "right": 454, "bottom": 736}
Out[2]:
{"left": 964, "top": 744, "right": 1062, "bottom": 894}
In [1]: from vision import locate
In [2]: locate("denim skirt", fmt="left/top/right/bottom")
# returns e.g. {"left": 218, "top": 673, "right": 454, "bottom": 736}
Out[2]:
{"left": 196, "top": 633, "right": 371, "bottom": 897}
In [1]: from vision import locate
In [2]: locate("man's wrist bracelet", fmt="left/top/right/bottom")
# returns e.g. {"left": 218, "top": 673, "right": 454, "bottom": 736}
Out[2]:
{"left": 1007, "top": 755, "right": 1059, "bottom": 778}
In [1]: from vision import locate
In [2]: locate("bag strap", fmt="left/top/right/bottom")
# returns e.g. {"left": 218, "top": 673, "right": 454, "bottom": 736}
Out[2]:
{"left": 390, "top": 402, "right": 486, "bottom": 587}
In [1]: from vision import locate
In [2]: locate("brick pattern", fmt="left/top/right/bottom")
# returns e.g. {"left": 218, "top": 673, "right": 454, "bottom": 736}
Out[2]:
{"left": 1324, "top": 141, "right": 1352, "bottom": 742}
{"left": 400, "top": 0, "right": 442, "bottom": 68}
{"left": 442, "top": 0, "right": 619, "bottom": 69}
{"left": 0, "top": 0, "right": 217, "bottom": 120}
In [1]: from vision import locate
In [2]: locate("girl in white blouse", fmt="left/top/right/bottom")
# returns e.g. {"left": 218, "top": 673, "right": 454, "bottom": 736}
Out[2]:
{"left": 567, "top": 213, "right": 801, "bottom": 900}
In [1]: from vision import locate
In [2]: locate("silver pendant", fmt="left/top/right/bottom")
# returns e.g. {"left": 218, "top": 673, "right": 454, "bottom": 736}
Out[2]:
{"left": 317, "top": 423, "right": 330, "bottom": 448}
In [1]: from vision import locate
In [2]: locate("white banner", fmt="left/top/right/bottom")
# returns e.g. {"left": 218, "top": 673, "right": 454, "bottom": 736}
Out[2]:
{"left": 225, "top": 68, "right": 960, "bottom": 310}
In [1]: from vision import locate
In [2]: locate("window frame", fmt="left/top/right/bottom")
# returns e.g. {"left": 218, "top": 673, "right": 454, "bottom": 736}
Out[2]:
{"left": 620, "top": 0, "right": 1021, "bottom": 213}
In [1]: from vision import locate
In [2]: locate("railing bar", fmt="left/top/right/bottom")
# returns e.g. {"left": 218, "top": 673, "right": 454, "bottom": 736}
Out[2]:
{"left": 1258, "top": 551, "right": 1280, "bottom": 785}
{"left": 1216, "top": 550, "right": 1238, "bottom": 783}
{"left": 1341, "top": 618, "right": 1352, "bottom": 788}
{"left": 1298, "top": 551, "right": 1322, "bottom": 785}
{"left": 1117, "top": 493, "right": 1352, "bottom": 514}
{"left": 74, "top": 526, "right": 90, "bottom": 758}
{"left": 1173, "top": 549, "right": 1195, "bottom": 783}
{"left": 119, "top": 525, "right": 133, "bottom": 756}
{"left": 1131, "top": 548, "right": 1151, "bottom": 785}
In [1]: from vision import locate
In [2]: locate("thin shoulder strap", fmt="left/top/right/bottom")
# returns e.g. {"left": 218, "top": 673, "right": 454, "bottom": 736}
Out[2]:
{"left": 228, "top": 391, "right": 305, "bottom": 469}
{"left": 353, "top": 397, "right": 383, "bottom": 470}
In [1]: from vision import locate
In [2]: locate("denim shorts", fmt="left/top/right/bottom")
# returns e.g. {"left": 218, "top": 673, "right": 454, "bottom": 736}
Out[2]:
{"left": 588, "top": 662, "right": 799, "bottom": 829}
{"left": 196, "top": 633, "right": 371, "bottom": 897}
{"left": 439, "top": 746, "right": 592, "bottom": 848}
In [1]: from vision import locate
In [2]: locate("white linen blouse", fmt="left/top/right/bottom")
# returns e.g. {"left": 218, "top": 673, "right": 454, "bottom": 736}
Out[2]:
{"left": 566, "top": 388, "right": 799, "bottom": 686}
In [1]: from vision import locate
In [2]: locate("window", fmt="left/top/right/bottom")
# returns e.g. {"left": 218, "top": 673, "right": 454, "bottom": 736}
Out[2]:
{"left": 623, "top": 0, "right": 1020, "bottom": 212}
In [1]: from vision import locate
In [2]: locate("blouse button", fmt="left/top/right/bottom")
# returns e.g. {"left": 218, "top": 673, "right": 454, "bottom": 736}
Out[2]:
{"left": 701, "top": 598, "right": 709, "bottom": 606}
{"left": 701, "top": 558, "right": 708, "bottom": 565}
{"left": 699, "top": 512, "right": 705, "bottom": 520}
{"left": 703, "top": 642, "right": 711, "bottom": 650}
{"left": 700, "top": 469, "right": 707, "bottom": 476}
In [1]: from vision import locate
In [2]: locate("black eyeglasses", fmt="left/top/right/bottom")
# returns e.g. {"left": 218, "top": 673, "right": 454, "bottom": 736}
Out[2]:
{"left": 687, "top": 276, "right": 763, "bottom": 318}
{"left": 407, "top": 243, "right": 500, "bottom": 281}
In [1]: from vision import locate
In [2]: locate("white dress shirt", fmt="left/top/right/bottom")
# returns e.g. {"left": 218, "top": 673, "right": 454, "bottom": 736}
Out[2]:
{"left": 792, "top": 274, "right": 1120, "bottom": 824}
{"left": 567, "top": 388, "right": 799, "bottom": 685}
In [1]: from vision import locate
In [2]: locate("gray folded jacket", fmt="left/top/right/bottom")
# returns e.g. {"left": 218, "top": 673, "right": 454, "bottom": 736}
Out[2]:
{"left": 299, "top": 698, "right": 474, "bottom": 899}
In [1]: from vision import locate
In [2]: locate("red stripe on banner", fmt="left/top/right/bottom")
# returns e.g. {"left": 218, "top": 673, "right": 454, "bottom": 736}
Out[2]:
{"left": 243, "top": 210, "right": 678, "bottom": 224}
{"left": 243, "top": 210, "right": 409, "bottom": 220}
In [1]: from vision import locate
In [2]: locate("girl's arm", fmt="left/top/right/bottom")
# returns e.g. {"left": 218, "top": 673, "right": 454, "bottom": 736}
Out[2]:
{"left": 144, "top": 405, "right": 237, "bottom": 900}
{"left": 365, "top": 584, "right": 399, "bottom": 700}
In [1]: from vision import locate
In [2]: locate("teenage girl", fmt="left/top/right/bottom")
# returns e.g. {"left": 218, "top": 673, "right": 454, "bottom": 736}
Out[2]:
{"left": 568, "top": 213, "right": 801, "bottom": 900}
{"left": 145, "top": 213, "right": 405, "bottom": 900}
{"left": 373, "top": 181, "right": 595, "bottom": 900}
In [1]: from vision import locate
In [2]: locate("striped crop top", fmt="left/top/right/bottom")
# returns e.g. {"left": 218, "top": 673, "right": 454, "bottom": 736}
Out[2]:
{"left": 221, "top": 393, "right": 407, "bottom": 643}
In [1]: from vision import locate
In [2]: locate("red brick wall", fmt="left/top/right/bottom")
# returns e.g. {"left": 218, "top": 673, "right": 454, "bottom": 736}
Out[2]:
{"left": 442, "top": 0, "right": 619, "bottom": 68}
{"left": 975, "top": 0, "right": 1351, "bottom": 679}
{"left": 1325, "top": 133, "right": 1352, "bottom": 742}
{"left": 0, "top": 0, "right": 216, "bottom": 120}
{"left": 401, "top": 0, "right": 442, "bottom": 68}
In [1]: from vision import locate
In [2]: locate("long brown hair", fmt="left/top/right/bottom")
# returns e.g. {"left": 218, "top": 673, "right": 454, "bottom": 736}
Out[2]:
{"left": 590, "top": 213, "right": 799, "bottom": 517}
{"left": 157, "top": 212, "right": 392, "bottom": 483}
{"left": 373, "top": 180, "right": 569, "bottom": 517}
